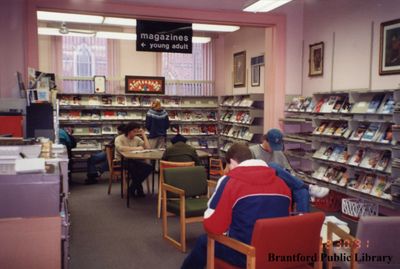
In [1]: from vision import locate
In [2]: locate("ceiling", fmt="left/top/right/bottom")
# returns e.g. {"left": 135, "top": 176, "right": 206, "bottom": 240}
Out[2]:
{"left": 93, "top": 0, "right": 254, "bottom": 12}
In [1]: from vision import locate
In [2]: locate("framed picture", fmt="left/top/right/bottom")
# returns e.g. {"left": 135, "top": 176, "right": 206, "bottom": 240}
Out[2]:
{"left": 233, "top": 51, "right": 246, "bottom": 87}
{"left": 94, "top": 75, "right": 106, "bottom": 93}
{"left": 308, "top": 42, "right": 324, "bottom": 77}
{"left": 251, "top": 65, "right": 260, "bottom": 86}
{"left": 125, "top": 75, "right": 165, "bottom": 94}
{"left": 379, "top": 19, "right": 400, "bottom": 75}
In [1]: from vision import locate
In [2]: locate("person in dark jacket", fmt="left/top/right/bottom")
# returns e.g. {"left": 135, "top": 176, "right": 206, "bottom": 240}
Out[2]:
{"left": 145, "top": 99, "right": 170, "bottom": 149}
{"left": 161, "top": 134, "right": 200, "bottom": 165}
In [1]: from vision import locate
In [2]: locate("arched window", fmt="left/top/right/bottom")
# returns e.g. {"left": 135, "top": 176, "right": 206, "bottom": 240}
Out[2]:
{"left": 75, "top": 44, "right": 93, "bottom": 92}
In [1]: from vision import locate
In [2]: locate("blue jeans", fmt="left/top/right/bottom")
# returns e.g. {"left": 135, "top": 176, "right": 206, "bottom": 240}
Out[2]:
{"left": 268, "top": 162, "right": 310, "bottom": 212}
{"left": 181, "top": 234, "right": 245, "bottom": 269}
{"left": 87, "top": 152, "right": 109, "bottom": 176}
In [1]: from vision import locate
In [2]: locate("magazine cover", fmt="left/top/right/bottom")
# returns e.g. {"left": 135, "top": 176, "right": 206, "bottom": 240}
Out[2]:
{"left": 337, "top": 147, "right": 350, "bottom": 163}
{"left": 313, "top": 144, "right": 328, "bottom": 159}
{"left": 348, "top": 149, "right": 364, "bottom": 166}
{"left": 322, "top": 166, "right": 337, "bottom": 182}
{"left": 130, "top": 96, "right": 140, "bottom": 106}
{"left": 358, "top": 174, "right": 375, "bottom": 193}
{"left": 321, "top": 146, "right": 335, "bottom": 160}
{"left": 313, "top": 98, "right": 326, "bottom": 113}
{"left": 332, "top": 96, "right": 345, "bottom": 113}
{"left": 379, "top": 94, "right": 394, "bottom": 114}
{"left": 347, "top": 173, "right": 364, "bottom": 190}
{"left": 72, "top": 96, "right": 82, "bottom": 105}
{"left": 361, "top": 122, "right": 380, "bottom": 141}
{"left": 331, "top": 166, "right": 346, "bottom": 185}
{"left": 306, "top": 98, "right": 316, "bottom": 112}
{"left": 329, "top": 145, "right": 345, "bottom": 162}
{"left": 349, "top": 123, "right": 369, "bottom": 141}
{"left": 322, "top": 121, "right": 338, "bottom": 136}
{"left": 312, "top": 165, "right": 328, "bottom": 179}
{"left": 300, "top": 97, "right": 313, "bottom": 111}
{"left": 366, "top": 94, "right": 384, "bottom": 113}
{"left": 378, "top": 125, "right": 393, "bottom": 144}
{"left": 370, "top": 176, "right": 388, "bottom": 198}
{"left": 376, "top": 151, "right": 391, "bottom": 171}
{"left": 313, "top": 122, "right": 329, "bottom": 135}
{"left": 359, "top": 150, "right": 382, "bottom": 169}
{"left": 338, "top": 172, "right": 349, "bottom": 186}
{"left": 340, "top": 98, "right": 352, "bottom": 113}
{"left": 320, "top": 96, "right": 338, "bottom": 113}
{"left": 287, "top": 97, "right": 303, "bottom": 111}
{"left": 333, "top": 122, "right": 348, "bottom": 137}
{"left": 101, "top": 96, "right": 112, "bottom": 105}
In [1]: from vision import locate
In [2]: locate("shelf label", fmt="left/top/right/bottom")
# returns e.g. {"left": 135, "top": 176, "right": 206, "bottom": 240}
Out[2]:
{"left": 136, "top": 20, "right": 192, "bottom": 54}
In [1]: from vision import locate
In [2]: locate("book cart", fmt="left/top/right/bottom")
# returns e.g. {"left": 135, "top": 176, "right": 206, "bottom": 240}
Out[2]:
{"left": 283, "top": 90, "right": 399, "bottom": 216}
{"left": 57, "top": 93, "right": 219, "bottom": 172}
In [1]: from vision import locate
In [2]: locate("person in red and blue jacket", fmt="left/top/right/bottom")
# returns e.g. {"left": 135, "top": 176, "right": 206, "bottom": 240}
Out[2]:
{"left": 181, "top": 143, "right": 292, "bottom": 269}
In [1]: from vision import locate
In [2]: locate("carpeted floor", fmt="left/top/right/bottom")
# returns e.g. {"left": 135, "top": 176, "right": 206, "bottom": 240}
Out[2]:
{"left": 69, "top": 173, "right": 203, "bottom": 269}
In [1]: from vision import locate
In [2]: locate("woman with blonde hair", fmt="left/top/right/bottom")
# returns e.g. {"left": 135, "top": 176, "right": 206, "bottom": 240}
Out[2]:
{"left": 145, "top": 99, "right": 170, "bottom": 148}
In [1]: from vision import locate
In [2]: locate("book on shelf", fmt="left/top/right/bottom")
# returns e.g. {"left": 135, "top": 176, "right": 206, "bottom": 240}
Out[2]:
{"left": 347, "top": 173, "right": 364, "bottom": 190}
{"left": 321, "top": 145, "right": 335, "bottom": 160}
{"left": 359, "top": 150, "right": 382, "bottom": 169}
{"left": 141, "top": 97, "right": 152, "bottom": 107}
{"left": 366, "top": 94, "right": 385, "bottom": 113}
{"left": 234, "top": 111, "right": 244, "bottom": 122}
{"left": 71, "top": 96, "right": 82, "bottom": 105}
{"left": 116, "top": 96, "right": 126, "bottom": 106}
{"left": 180, "top": 111, "right": 191, "bottom": 121}
{"left": 192, "top": 112, "right": 206, "bottom": 121}
{"left": 88, "top": 127, "right": 101, "bottom": 135}
{"left": 232, "top": 96, "right": 243, "bottom": 107}
{"left": 378, "top": 93, "right": 394, "bottom": 114}
{"left": 102, "top": 111, "right": 116, "bottom": 119}
{"left": 361, "top": 122, "right": 381, "bottom": 141}
{"left": 376, "top": 150, "right": 391, "bottom": 171}
{"left": 222, "top": 126, "right": 232, "bottom": 136}
{"left": 312, "top": 164, "right": 328, "bottom": 179}
{"left": 206, "top": 111, "right": 217, "bottom": 121}
{"left": 92, "top": 111, "right": 101, "bottom": 119}
{"left": 88, "top": 96, "right": 100, "bottom": 106}
{"left": 73, "top": 127, "right": 89, "bottom": 135}
{"left": 129, "top": 96, "right": 141, "bottom": 106}
{"left": 207, "top": 125, "right": 217, "bottom": 135}
{"left": 116, "top": 111, "right": 127, "bottom": 119}
{"left": 336, "top": 146, "right": 350, "bottom": 163}
{"left": 168, "top": 124, "right": 179, "bottom": 135}
{"left": 101, "top": 125, "right": 115, "bottom": 134}
{"left": 59, "top": 111, "right": 69, "bottom": 120}
{"left": 127, "top": 111, "right": 142, "bottom": 120}
{"left": 342, "top": 128, "right": 353, "bottom": 139}
{"left": 168, "top": 111, "right": 180, "bottom": 121}
{"left": 189, "top": 125, "right": 201, "bottom": 135}
{"left": 329, "top": 145, "right": 345, "bottom": 162}
{"left": 68, "top": 111, "right": 81, "bottom": 119}
{"left": 358, "top": 173, "right": 375, "bottom": 193}
{"left": 348, "top": 149, "right": 365, "bottom": 166}
{"left": 81, "top": 111, "right": 92, "bottom": 119}
{"left": 349, "top": 123, "right": 369, "bottom": 141}
{"left": 101, "top": 96, "right": 113, "bottom": 105}
{"left": 351, "top": 95, "right": 371, "bottom": 113}
{"left": 322, "top": 166, "right": 336, "bottom": 182}
{"left": 333, "top": 122, "right": 348, "bottom": 137}
{"left": 331, "top": 96, "right": 345, "bottom": 113}
{"left": 59, "top": 96, "right": 71, "bottom": 105}
{"left": 198, "top": 138, "right": 207, "bottom": 148}
{"left": 325, "top": 166, "right": 346, "bottom": 184}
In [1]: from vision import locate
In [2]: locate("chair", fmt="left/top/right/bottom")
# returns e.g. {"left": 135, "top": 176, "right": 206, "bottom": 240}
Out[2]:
{"left": 157, "top": 160, "right": 195, "bottom": 218}
{"left": 327, "top": 216, "right": 400, "bottom": 269}
{"left": 105, "top": 145, "right": 123, "bottom": 195}
{"left": 207, "top": 212, "right": 325, "bottom": 269}
{"left": 162, "top": 166, "right": 214, "bottom": 252}
{"left": 209, "top": 157, "right": 224, "bottom": 181}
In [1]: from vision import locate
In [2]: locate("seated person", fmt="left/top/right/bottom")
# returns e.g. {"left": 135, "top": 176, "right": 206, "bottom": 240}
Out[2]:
{"left": 161, "top": 134, "right": 200, "bottom": 165}
{"left": 86, "top": 124, "right": 126, "bottom": 185}
{"left": 249, "top": 128, "right": 329, "bottom": 212}
{"left": 114, "top": 122, "right": 152, "bottom": 197}
{"left": 59, "top": 128, "right": 76, "bottom": 180}
{"left": 181, "top": 143, "right": 291, "bottom": 269}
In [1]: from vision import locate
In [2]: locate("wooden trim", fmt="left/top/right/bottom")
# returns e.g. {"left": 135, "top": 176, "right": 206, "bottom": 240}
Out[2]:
{"left": 208, "top": 233, "right": 255, "bottom": 256}
{"left": 207, "top": 237, "right": 215, "bottom": 269}
{"left": 162, "top": 183, "right": 185, "bottom": 195}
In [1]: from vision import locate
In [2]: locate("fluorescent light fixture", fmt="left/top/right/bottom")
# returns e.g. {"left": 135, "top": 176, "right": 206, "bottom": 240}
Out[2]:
{"left": 38, "top": 27, "right": 95, "bottom": 37}
{"left": 192, "top": 23, "right": 239, "bottom": 32}
{"left": 96, "top": 31, "right": 137, "bottom": 40}
{"left": 192, "top": 37, "right": 211, "bottom": 43}
{"left": 37, "top": 11, "right": 104, "bottom": 24}
{"left": 103, "top": 17, "right": 137, "bottom": 27}
{"left": 243, "top": 0, "right": 293, "bottom": 12}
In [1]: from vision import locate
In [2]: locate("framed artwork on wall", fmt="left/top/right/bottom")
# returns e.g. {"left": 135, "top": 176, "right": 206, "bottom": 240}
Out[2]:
{"left": 379, "top": 18, "right": 400, "bottom": 75}
{"left": 251, "top": 65, "right": 260, "bottom": 86}
{"left": 233, "top": 51, "right": 246, "bottom": 87}
{"left": 308, "top": 42, "right": 324, "bottom": 77}
{"left": 125, "top": 75, "right": 165, "bottom": 94}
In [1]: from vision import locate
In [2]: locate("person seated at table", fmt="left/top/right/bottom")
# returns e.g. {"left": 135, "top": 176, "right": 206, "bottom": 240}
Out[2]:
{"left": 114, "top": 122, "right": 152, "bottom": 197}
{"left": 85, "top": 124, "right": 126, "bottom": 185}
{"left": 161, "top": 134, "right": 200, "bottom": 165}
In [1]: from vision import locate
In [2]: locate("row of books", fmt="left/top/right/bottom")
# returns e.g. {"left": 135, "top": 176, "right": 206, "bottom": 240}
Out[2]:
{"left": 166, "top": 139, "right": 218, "bottom": 149}
{"left": 220, "top": 126, "right": 254, "bottom": 141}
{"left": 220, "top": 96, "right": 254, "bottom": 107}
{"left": 287, "top": 93, "right": 394, "bottom": 114}
{"left": 312, "top": 165, "right": 392, "bottom": 200}
{"left": 60, "top": 110, "right": 217, "bottom": 122}
{"left": 74, "top": 140, "right": 102, "bottom": 150}
{"left": 71, "top": 126, "right": 118, "bottom": 136}
{"left": 313, "top": 121, "right": 393, "bottom": 144}
{"left": 220, "top": 111, "right": 253, "bottom": 124}
{"left": 59, "top": 95, "right": 217, "bottom": 108}
{"left": 167, "top": 124, "right": 217, "bottom": 135}
{"left": 313, "top": 144, "right": 391, "bottom": 172}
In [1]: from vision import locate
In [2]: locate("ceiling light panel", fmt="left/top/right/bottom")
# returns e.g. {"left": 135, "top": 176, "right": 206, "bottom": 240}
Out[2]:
{"left": 243, "top": 0, "right": 293, "bottom": 12}
{"left": 38, "top": 27, "right": 95, "bottom": 37}
{"left": 103, "top": 17, "right": 137, "bottom": 27}
{"left": 96, "top": 31, "right": 137, "bottom": 40}
{"left": 192, "top": 37, "right": 211, "bottom": 43}
{"left": 37, "top": 11, "right": 104, "bottom": 24}
{"left": 192, "top": 23, "right": 240, "bottom": 32}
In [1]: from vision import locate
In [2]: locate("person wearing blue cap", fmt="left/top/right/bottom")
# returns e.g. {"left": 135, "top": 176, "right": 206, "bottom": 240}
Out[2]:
{"left": 250, "top": 128, "right": 329, "bottom": 212}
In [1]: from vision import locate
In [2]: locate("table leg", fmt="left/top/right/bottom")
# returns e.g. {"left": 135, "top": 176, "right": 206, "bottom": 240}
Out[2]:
{"left": 121, "top": 156, "right": 124, "bottom": 198}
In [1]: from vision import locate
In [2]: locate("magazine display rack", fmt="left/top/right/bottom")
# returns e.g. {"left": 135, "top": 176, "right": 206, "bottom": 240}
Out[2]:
{"left": 218, "top": 94, "right": 264, "bottom": 154}
{"left": 57, "top": 93, "right": 219, "bottom": 171}
{"left": 285, "top": 90, "right": 398, "bottom": 210}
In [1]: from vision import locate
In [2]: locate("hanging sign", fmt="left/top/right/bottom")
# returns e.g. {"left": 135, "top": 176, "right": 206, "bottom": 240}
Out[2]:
{"left": 136, "top": 20, "right": 192, "bottom": 53}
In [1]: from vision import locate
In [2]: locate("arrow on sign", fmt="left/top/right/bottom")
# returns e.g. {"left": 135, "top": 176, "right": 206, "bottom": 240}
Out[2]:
{"left": 141, "top": 43, "right": 146, "bottom": 47}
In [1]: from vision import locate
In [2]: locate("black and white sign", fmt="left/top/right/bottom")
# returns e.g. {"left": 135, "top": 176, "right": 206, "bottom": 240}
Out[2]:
{"left": 136, "top": 20, "right": 192, "bottom": 54}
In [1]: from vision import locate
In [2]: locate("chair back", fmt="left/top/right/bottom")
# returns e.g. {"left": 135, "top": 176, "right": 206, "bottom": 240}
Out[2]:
{"left": 251, "top": 212, "right": 325, "bottom": 269}
{"left": 105, "top": 145, "right": 114, "bottom": 171}
{"left": 356, "top": 216, "right": 400, "bottom": 268}
{"left": 164, "top": 166, "right": 207, "bottom": 197}
{"left": 209, "top": 158, "right": 224, "bottom": 180}
{"left": 160, "top": 160, "right": 195, "bottom": 182}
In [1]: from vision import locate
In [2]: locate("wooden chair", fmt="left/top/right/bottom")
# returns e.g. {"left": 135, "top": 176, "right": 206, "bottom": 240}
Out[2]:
{"left": 157, "top": 160, "right": 195, "bottom": 219}
{"left": 327, "top": 216, "right": 400, "bottom": 269}
{"left": 105, "top": 145, "right": 123, "bottom": 195}
{"left": 209, "top": 157, "right": 224, "bottom": 181}
{"left": 162, "top": 166, "right": 215, "bottom": 252}
{"left": 207, "top": 212, "right": 325, "bottom": 269}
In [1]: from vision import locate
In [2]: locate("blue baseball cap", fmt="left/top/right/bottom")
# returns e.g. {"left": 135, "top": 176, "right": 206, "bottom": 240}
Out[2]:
{"left": 266, "top": 128, "right": 284, "bottom": 151}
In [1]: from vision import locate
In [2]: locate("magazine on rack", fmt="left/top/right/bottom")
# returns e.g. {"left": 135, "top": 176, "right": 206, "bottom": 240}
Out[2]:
{"left": 366, "top": 94, "right": 385, "bottom": 113}
{"left": 359, "top": 150, "right": 382, "bottom": 169}
{"left": 332, "top": 96, "right": 345, "bottom": 113}
{"left": 312, "top": 165, "right": 328, "bottom": 180}
{"left": 347, "top": 173, "right": 364, "bottom": 190}
{"left": 378, "top": 94, "right": 395, "bottom": 114}
{"left": 348, "top": 149, "right": 365, "bottom": 166}
{"left": 313, "top": 122, "right": 329, "bottom": 135}
{"left": 349, "top": 123, "right": 369, "bottom": 141}
{"left": 333, "top": 122, "right": 348, "bottom": 137}
{"left": 329, "top": 145, "right": 345, "bottom": 162}
{"left": 337, "top": 146, "right": 350, "bottom": 163}
{"left": 358, "top": 174, "right": 375, "bottom": 193}
{"left": 361, "top": 122, "right": 380, "bottom": 141}
{"left": 376, "top": 151, "right": 391, "bottom": 171}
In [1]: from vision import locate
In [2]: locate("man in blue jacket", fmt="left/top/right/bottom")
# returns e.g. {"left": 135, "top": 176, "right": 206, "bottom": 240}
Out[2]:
{"left": 145, "top": 99, "right": 169, "bottom": 149}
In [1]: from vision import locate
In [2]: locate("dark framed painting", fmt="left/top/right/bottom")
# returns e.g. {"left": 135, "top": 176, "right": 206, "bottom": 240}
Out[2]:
{"left": 233, "top": 51, "right": 246, "bottom": 87}
{"left": 125, "top": 75, "right": 165, "bottom": 94}
{"left": 379, "top": 19, "right": 400, "bottom": 75}
{"left": 308, "top": 42, "right": 324, "bottom": 77}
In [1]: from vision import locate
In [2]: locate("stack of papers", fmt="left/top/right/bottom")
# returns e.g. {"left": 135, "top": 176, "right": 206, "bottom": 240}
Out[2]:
{"left": 15, "top": 158, "right": 46, "bottom": 174}
{"left": 324, "top": 216, "right": 348, "bottom": 226}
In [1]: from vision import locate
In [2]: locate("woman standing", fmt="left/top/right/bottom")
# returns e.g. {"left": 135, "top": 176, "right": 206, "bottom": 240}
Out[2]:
{"left": 145, "top": 99, "right": 170, "bottom": 149}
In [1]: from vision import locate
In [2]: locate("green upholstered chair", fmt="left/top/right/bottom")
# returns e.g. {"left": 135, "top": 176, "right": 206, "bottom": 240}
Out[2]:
{"left": 162, "top": 166, "right": 210, "bottom": 252}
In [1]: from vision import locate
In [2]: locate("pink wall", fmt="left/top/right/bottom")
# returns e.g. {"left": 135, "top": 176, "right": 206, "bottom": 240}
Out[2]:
{"left": 0, "top": 0, "right": 26, "bottom": 98}
{"left": 302, "top": 0, "right": 400, "bottom": 95}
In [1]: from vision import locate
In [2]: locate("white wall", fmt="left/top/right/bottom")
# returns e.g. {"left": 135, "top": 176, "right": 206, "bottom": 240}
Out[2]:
{"left": 119, "top": 40, "right": 158, "bottom": 77}
{"left": 302, "top": 0, "right": 400, "bottom": 96}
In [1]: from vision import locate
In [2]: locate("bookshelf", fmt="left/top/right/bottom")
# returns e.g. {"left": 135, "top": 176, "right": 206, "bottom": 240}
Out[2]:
{"left": 218, "top": 94, "right": 264, "bottom": 155}
{"left": 284, "top": 90, "right": 399, "bottom": 210}
{"left": 57, "top": 93, "right": 219, "bottom": 171}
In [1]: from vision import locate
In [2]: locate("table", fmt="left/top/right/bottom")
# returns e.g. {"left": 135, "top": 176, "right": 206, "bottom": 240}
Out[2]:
{"left": 120, "top": 149, "right": 210, "bottom": 207}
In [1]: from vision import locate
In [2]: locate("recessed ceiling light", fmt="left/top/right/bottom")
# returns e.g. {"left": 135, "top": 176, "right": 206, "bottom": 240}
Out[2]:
{"left": 38, "top": 27, "right": 95, "bottom": 37}
{"left": 192, "top": 37, "right": 211, "bottom": 43}
{"left": 96, "top": 31, "right": 137, "bottom": 40}
{"left": 103, "top": 17, "right": 137, "bottom": 27}
{"left": 37, "top": 11, "right": 104, "bottom": 24}
{"left": 192, "top": 23, "right": 240, "bottom": 32}
{"left": 243, "top": 0, "right": 293, "bottom": 13}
